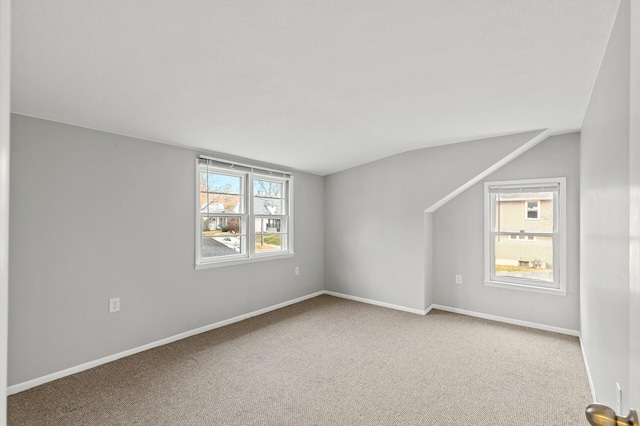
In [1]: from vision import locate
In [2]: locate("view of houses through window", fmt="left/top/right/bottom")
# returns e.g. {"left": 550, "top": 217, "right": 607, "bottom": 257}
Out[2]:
{"left": 197, "top": 157, "right": 291, "bottom": 266}
{"left": 485, "top": 178, "right": 565, "bottom": 292}
{"left": 200, "top": 170, "right": 246, "bottom": 257}
{"left": 494, "top": 191, "right": 554, "bottom": 283}
{"left": 253, "top": 178, "right": 287, "bottom": 252}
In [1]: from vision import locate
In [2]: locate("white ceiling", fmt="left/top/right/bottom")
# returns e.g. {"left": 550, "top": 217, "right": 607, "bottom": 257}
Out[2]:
{"left": 11, "top": 0, "right": 619, "bottom": 175}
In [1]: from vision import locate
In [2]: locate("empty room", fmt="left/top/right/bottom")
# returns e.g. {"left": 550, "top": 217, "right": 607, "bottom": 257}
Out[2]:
{"left": 1, "top": 0, "right": 639, "bottom": 425}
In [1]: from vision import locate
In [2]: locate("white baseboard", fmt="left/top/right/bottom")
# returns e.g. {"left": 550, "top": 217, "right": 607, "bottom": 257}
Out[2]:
{"left": 7, "top": 291, "right": 325, "bottom": 396}
{"left": 324, "top": 291, "right": 427, "bottom": 315}
{"left": 429, "top": 304, "right": 580, "bottom": 337}
{"left": 579, "top": 334, "right": 597, "bottom": 402}
{"left": 9, "top": 292, "right": 583, "bottom": 396}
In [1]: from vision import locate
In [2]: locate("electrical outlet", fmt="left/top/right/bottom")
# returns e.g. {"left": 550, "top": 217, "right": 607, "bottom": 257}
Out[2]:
{"left": 109, "top": 297, "right": 120, "bottom": 313}
{"left": 295, "top": 266, "right": 300, "bottom": 275}
{"left": 616, "top": 382, "right": 622, "bottom": 413}
{"left": 455, "top": 275, "right": 462, "bottom": 284}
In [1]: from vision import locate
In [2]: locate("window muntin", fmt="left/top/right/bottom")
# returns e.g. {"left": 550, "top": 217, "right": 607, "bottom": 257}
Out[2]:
{"left": 485, "top": 178, "right": 566, "bottom": 294}
{"left": 196, "top": 157, "right": 292, "bottom": 267}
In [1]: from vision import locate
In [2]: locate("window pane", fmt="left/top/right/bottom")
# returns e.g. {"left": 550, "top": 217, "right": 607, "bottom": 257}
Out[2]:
{"left": 254, "top": 197, "right": 284, "bottom": 215}
{"left": 200, "top": 171, "right": 244, "bottom": 214}
{"left": 253, "top": 179, "right": 285, "bottom": 214}
{"left": 494, "top": 235, "right": 553, "bottom": 282}
{"left": 255, "top": 218, "right": 283, "bottom": 233}
{"left": 201, "top": 216, "right": 244, "bottom": 257}
{"left": 255, "top": 217, "right": 285, "bottom": 252}
{"left": 255, "top": 234, "right": 284, "bottom": 252}
{"left": 495, "top": 192, "right": 553, "bottom": 233}
{"left": 201, "top": 193, "right": 242, "bottom": 214}
{"left": 253, "top": 179, "right": 283, "bottom": 198}
{"left": 201, "top": 172, "right": 243, "bottom": 195}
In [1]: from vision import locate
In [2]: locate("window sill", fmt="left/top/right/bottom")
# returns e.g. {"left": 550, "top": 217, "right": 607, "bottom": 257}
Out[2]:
{"left": 195, "top": 252, "right": 294, "bottom": 270}
{"left": 484, "top": 280, "right": 566, "bottom": 296}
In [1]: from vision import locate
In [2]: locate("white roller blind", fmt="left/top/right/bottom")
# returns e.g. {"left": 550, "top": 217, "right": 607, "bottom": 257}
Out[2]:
{"left": 199, "top": 155, "right": 291, "bottom": 179}
{"left": 487, "top": 183, "right": 559, "bottom": 194}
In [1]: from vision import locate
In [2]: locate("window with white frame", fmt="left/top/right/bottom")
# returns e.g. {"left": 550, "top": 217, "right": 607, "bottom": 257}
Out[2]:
{"left": 525, "top": 200, "right": 540, "bottom": 220}
{"left": 196, "top": 156, "right": 292, "bottom": 268}
{"left": 484, "top": 177, "right": 566, "bottom": 294}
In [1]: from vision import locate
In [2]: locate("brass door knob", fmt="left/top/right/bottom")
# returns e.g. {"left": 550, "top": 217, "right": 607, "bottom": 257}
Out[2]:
{"left": 586, "top": 403, "right": 638, "bottom": 426}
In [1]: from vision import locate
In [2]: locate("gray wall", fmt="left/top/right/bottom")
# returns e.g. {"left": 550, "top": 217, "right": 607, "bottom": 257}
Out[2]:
{"left": 324, "top": 130, "right": 543, "bottom": 311}
{"left": 581, "top": 0, "right": 636, "bottom": 410}
{"left": 630, "top": 0, "right": 640, "bottom": 410}
{"left": 432, "top": 133, "right": 580, "bottom": 331}
{"left": 8, "top": 114, "right": 325, "bottom": 386}
{"left": 1, "top": 0, "right": 11, "bottom": 420}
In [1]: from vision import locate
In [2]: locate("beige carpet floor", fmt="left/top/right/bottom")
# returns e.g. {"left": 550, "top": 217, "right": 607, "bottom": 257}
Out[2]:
{"left": 8, "top": 295, "right": 593, "bottom": 425}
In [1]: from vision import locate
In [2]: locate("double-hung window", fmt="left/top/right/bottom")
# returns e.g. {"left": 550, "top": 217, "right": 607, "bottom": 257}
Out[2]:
{"left": 196, "top": 156, "right": 293, "bottom": 268}
{"left": 484, "top": 177, "right": 566, "bottom": 294}
{"left": 525, "top": 200, "right": 540, "bottom": 220}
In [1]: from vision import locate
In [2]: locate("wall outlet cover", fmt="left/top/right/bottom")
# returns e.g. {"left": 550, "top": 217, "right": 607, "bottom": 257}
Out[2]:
{"left": 109, "top": 297, "right": 120, "bottom": 313}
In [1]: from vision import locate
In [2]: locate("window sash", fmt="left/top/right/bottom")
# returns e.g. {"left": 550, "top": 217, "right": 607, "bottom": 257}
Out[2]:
{"left": 489, "top": 233, "right": 558, "bottom": 288}
{"left": 485, "top": 178, "right": 565, "bottom": 293}
{"left": 196, "top": 157, "right": 292, "bottom": 267}
{"left": 489, "top": 192, "right": 558, "bottom": 234}
{"left": 253, "top": 176, "right": 289, "bottom": 216}
{"left": 253, "top": 216, "right": 289, "bottom": 255}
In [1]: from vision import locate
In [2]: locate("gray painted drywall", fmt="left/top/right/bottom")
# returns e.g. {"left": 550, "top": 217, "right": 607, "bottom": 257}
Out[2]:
{"left": 8, "top": 114, "right": 325, "bottom": 386}
{"left": 630, "top": 0, "right": 640, "bottom": 411}
{"left": 581, "top": 0, "right": 633, "bottom": 410}
{"left": 1, "top": 0, "right": 10, "bottom": 421}
{"left": 432, "top": 133, "right": 580, "bottom": 331}
{"left": 424, "top": 212, "right": 434, "bottom": 309}
{"left": 324, "top": 130, "right": 543, "bottom": 311}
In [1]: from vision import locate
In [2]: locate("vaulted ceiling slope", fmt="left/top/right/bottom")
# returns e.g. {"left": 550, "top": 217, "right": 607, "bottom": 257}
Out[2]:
{"left": 11, "top": 0, "right": 620, "bottom": 175}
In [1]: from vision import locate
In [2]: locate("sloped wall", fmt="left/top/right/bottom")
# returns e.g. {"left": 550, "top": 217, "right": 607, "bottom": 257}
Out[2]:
{"left": 324, "top": 130, "right": 543, "bottom": 311}
{"left": 432, "top": 133, "right": 580, "bottom": 331}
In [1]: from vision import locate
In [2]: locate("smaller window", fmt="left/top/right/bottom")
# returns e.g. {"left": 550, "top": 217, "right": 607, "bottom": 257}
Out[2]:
{"left": 525, "top": 200, "right": 540, "bottom": 220}
{"left": 484, "top": 177, "right": 566, "bottom": 295}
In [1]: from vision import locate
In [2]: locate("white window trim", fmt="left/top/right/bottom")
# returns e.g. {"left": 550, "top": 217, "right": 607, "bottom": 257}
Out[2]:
{"left": 484, "top": 177, "right": 566, "bottom": 296}
{"left": 195, "top": 157, "right": 294, "bottom": 270}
